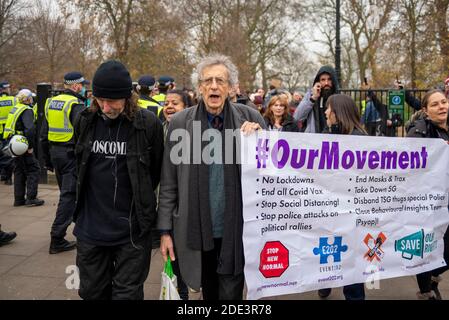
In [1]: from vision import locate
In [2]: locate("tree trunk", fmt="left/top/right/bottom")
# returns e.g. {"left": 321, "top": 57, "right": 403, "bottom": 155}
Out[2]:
{"left": 435, "top": 0, "right": 449, "bottom": 75}
{"left": 410, "top": 28, "right": 417, "bottom": 88}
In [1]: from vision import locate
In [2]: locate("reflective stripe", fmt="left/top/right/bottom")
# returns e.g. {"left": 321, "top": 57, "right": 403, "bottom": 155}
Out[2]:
{"left": 153, "top": 94, "right": 166, "bottom": 107}
{"left": 48, "top": 127, "right": 73, "bottom": 133}
{"left": 139, "top": 99, "right": 164, "bottom": 118}
{"left": 138, "top": 98, "right": 160, "bottom": 109}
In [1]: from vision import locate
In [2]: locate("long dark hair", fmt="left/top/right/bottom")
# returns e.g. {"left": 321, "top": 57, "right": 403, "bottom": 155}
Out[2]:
{"left": 326, "top": 94, "right": 366, "bottom": 134}
{"left": 90, "top": 92, "right": 140, "bottom": 120}
{"left": 167, "top": 89, "right": 190, "bottom": 107}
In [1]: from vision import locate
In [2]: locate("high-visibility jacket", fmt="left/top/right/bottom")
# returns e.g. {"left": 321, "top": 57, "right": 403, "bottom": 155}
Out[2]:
{"left": 152, "top": 93, "right": 166, "bottom": 107}
{"left": 3, "top": 103, "right": 32, "bottom": 140}
{"left": 138, "top": 98, "right": 164, "bottom": 118}
{"left": 32, "top": 103, "right": 38, "bottom": 120}
{"left": 361, "top": 100, "right": 367, "bottom": 115}
{"left": 0, "top": 94, "right": 16, "bottom": 137}
{"left": 44, "top": 94, "right": 81, "bottom": 142}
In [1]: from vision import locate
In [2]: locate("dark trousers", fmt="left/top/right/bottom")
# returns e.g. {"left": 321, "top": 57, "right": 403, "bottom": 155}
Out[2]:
{"left": 0, "top": 140, "right": 13, "bottom": 180}
{"left": 76, "top": 234, "right": 152, "bottom": 300}
{"left": 416, "top": 226, "right": 449, "bottom": 293}
{"left": 201, "top": 238, "right": 244, "bottom": 300}
{"left": 343, "top": 283, "right": 365, "bottom": 300}
{"left": 50, "top": 146, "right": 76, "bottom": 239}
{"left": 14, "top": 152, "right": 39, "bottom": 201}
{"left": 366, "top": 121, "right": 381, "bottom": 136}
{"left": 171, "top": 235, "right": 189, "bottom": 300}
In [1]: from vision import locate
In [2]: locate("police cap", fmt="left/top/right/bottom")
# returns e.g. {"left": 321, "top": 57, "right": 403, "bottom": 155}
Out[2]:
{"left": 64, "top": 72, "right": 89, "bottom": 85}
{"left": 138, "top": 75, "right": 156, "bottom": 88}
{"left": 0, "top": 81, "right": 10, "bottom": 89}
{"left": 158, "top": 76, "right": 174, "bottom": 87}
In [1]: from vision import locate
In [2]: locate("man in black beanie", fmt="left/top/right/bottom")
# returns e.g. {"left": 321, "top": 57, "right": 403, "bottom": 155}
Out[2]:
{"left": 73, "top": 60, "right": 164, "bottom": 300}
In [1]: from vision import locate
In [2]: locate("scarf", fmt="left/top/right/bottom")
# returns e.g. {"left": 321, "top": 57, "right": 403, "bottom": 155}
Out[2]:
{"left": 187, "top": 98, "right": 244, "bottom": 275}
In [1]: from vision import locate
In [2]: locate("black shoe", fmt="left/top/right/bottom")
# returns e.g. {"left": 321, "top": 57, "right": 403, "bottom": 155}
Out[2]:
{"left": 431, "top": 278, "right": 442, "bottom": 300}
{"left": 25, "top": 198, "right": 45, "bottom": 207}
{"left": 4, "top": 178, "right": 12, "bottom": 185}
{"left": 417, "top": 291, "right": 437, "bottom": 300}
{"left": 318, "top": 288, "right": 332, "bottom": 298}
{"left": 49, "top": 238, "right": 76, "bottom": 254}
{"left": 14, "top": 199, "right": 26, "bottom": 207}
{"left": 0, "top": 227, "right": 17, "bottom": 246}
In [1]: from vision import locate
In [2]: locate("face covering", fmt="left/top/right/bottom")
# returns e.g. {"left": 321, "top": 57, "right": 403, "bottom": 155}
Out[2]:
{"left": 80, "top": 86, "right": 87, "bottom": 97}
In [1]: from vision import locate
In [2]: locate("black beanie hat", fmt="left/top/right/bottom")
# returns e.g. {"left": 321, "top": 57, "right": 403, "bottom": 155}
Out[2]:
{"left": 92, "top": 60, "right": 133, "bottom": 99}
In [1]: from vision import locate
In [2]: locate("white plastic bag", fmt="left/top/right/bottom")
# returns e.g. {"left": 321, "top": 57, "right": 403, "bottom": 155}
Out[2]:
{"left": 159, "top": 258, "right": 181, "bottom": 300}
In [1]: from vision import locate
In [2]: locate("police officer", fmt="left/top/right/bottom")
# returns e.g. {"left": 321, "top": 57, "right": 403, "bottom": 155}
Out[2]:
{"left": 0, "top": 81, "right": 15, "bottom": 185}
{"left": 152, "top": 76, "right": 175, "bottom": 107}
{"left": 40, "top": 72, "right": 87, "bottom": 254}
{"left": 136, "top": 75, "right": 164, "bottom": 122}
{"left": 3, "top": 89, "right": 44, "bottom": 207}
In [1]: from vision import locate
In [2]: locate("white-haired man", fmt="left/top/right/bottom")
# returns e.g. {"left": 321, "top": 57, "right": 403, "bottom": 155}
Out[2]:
{"left": 158, "top": 54, "right": 266, "bottom": 300}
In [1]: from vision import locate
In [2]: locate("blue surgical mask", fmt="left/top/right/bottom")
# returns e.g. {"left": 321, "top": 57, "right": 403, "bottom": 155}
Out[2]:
{"left": 80, "top": 86, "right": 86, "bottom": 97}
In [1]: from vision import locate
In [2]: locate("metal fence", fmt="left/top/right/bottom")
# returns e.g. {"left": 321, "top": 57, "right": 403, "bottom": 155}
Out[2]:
{"left": 339, "top": 89, "right": 428, "bottom": 137}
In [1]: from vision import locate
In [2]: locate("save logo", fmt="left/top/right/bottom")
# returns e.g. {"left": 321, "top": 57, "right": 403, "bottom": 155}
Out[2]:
{"left": 313, "top": 236, "right": 348, "bottom": 264}
{"left": 395, "top": 229, "right": 437, "bottom": 260}
{"left": 364, "top": 232, "right": 387, "bottom": 262}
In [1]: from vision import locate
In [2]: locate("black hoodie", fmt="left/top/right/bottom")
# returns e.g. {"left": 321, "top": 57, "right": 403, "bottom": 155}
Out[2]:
{"left": 312, "top": 66, "right": 339, "bottom": 133}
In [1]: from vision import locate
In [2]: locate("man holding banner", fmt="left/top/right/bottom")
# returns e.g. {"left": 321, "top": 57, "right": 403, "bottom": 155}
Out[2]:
{"left": 158, "top": 54, "right": 266, "bottom": 300}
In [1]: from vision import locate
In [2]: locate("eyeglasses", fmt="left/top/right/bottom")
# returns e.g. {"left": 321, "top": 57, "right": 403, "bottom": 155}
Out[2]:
{"left": 200, "top": 77, "right": 228, "bottom": 87}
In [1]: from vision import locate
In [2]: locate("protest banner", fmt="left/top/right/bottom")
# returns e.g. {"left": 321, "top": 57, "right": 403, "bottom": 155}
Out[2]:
{"left": 241, "top": 132, "right": 449, "bottom": 300}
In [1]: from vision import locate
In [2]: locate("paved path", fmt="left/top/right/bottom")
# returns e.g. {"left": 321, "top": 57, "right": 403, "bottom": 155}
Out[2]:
{"left": 0, "top": 183, "right": 447, "bottom": 300}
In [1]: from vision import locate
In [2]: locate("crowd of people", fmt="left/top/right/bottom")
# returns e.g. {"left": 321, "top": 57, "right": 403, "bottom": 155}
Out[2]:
{"left": 0, "top": 54, "right": 449, "bottom": 300}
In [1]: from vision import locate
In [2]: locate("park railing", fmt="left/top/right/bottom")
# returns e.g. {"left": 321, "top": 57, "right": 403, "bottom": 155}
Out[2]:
{"left": 339, "top": 89, "right": 428, "bottom": 137}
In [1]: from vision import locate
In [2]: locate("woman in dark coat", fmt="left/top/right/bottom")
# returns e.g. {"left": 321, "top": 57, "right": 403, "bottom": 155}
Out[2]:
{"left": 263, "top": 95, "right": 299, "bottom": 132}
{"left": 319, "top": 94, "right": 367, "bottom": 300}
{"left": 407, "top": 89, "right": 449, "bottom": 300}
